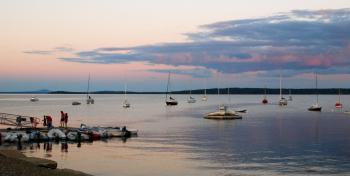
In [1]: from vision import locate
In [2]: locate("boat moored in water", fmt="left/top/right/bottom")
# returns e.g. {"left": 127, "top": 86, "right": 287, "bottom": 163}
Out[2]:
{"left": 204, "top": 105, "right": 242, "bottom": 120}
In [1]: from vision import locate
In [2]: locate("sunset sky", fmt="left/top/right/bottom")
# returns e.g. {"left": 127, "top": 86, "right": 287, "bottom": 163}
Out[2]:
{"left": 1, "top": 0, "right": 350, "bottom": 91}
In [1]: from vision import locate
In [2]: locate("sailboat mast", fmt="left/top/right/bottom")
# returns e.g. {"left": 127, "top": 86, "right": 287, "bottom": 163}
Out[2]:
{"left": 124, "top": 83, "right": 127, "bottom": 101}
{"left": 166, "top": 72, "right": 170, "bottom": 101}
{"left": 87, "top": 73, "right": 90, "bottom": 99}
{"left": 316, "top": 73, "right": 319, "bottom": 104}
{"left": 279, "top": 73, "right": 282, "bottom": 99}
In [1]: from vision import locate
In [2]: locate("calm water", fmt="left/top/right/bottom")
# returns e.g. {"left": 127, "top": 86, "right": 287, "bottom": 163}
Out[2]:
{"left": 1, "top": 94, "right": 350, "bottom": 176}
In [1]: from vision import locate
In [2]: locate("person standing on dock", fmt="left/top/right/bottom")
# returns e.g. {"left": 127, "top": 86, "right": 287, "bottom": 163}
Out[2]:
{"left": 60, "top": 111, "right": 65, "bottom": 127}
{"left": 46, "top": 115, "right": 53, "bottom": 130}
{"left": 16, "top": 116, "right": 22, "bottom": 129}
{"left": 64, "top": 113, "right": 68, "bottom": 128}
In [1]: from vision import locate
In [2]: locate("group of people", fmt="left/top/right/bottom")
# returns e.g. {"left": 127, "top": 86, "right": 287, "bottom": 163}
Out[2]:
{"left": 42, "top": 111, "right": 69, "bottom": 129}
{"left": 60, "top": 111, "right": 69, "bottom": 128}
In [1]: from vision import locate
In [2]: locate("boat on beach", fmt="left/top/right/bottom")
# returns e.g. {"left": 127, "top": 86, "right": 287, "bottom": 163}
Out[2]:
{"left": 72, "top": 101, "right": 81, "bottom": 105}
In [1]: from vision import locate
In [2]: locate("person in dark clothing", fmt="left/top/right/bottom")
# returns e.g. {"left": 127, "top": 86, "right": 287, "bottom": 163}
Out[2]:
{"left": 46, "top": 115, "right": 53, "bottom": 130}
{"left": 60, "top": 111, "right": 65, "bottom": 127}
{"left": 64, "top": 113, "right": 68, "bottom": 128}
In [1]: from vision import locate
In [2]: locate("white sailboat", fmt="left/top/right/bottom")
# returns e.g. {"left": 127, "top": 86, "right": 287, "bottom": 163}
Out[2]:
{"left": 278, "top": 73, "right": 288, "bottom": 106}
{"left": 288, "top": 89, "right": 293, "bottom": 101}
{"left": 187, "top": 79, "right": 196, "bottom": 103}
{"left": 123, "top": 83, "right": 130, "bottom": 108}
{"left": 86, "top": 74, "right": 94, "bottom": 104}
{"left": 308, "top": 73, "right": 322, "bottom": 111}
{"left": 165, "top": 72, "right": 178, "bottom": 106}
{"left": 202, "top": 78, "right": 208, "bottom": 101}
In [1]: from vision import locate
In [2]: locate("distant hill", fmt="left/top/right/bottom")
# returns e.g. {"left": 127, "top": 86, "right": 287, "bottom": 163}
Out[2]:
{"left": 47, "top": 88, "right": 350, "bottom": 95}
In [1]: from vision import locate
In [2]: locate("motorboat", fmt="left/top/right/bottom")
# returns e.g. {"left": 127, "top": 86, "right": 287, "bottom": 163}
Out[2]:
{"left": 72, "top": 101, "right": 81, "bottom": 105}
{"left": 279, "top": 98, "right": 288, "bottom": 106}
{"left": 204, "top": 105, "right": 242, "bottom": 120}
{"left": 30, "top": 97, "right": 39, "bottom": 102}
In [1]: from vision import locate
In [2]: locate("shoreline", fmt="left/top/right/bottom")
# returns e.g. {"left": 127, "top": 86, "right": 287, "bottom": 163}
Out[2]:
{"left": 0, "top": 149, "right": 92, "bottom": 176}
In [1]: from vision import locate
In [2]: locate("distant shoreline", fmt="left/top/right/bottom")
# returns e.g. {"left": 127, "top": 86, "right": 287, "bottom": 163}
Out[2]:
{"left": 1, "top": 88, "right": 350, "bottom": 95}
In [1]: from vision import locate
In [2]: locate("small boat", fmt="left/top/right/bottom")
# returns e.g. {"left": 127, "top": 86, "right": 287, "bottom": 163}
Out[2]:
{"left": 288, "top": 89, "right": 293, "bottom": 101}
{"left": 202, "top": 78, "right": 208, "bottom": 101}
{"left": 308, "top": 104, "right": 322, "bottom": 111}
{"left": 335, "top": 88, "right": 343, "bottom": 109}
{"left": 72, "top": 101, "right": 81, "bottom": 105}
{"left": 308, "top": 73, "right": 322, "bottom": 112}
{"left": 30, "top": 97, "right": 39, "bottom": 102}
{"left": 278, "top": 73, "right": 288, "bottom": 106}
{"left": 187, "top": 96, "right": 196, "bottom": 103}
{"left": 123, "top": 82, "right": 131, "bottom": 108}
{"left": 204, "top": 105, "right": 242, "bottom": 120}
{"left": 262, "top": 86, "right": 268, "bottom": 104}
{"left": 344, "top": 111, "right": 350, "bottom": 115}
{"left": 86, "top": 74, "right": 95, "bottom": 104}
{"left": 165, "top": 72, "right": 178, "bottom": 106}
{"left": 235, "top": 109, "right": 247, "bottom": 113}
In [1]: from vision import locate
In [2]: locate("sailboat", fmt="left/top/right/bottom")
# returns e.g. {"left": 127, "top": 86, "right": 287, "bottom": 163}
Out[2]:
{"left": 288, "top": 89, "right": 293, "bottom": 101}
{"left": 187, "top": 79, "right": 196, "bottom": 103}
{"left": 86, "top": 74, "right": 95, "bottom": 104}
{"left": 335, "top": 88, "right": 343, "bottom": 109}
{"left": 278, "top": 73, "right": 288, "bottom": 106}
{"left": 123, "top": 83, "right": 130, "bottom": 108}
{"left": 202, "top": 78, "right": 208, "bottom": 101}
{"left": 308, "top": 73, "right": 322, "bottom": 111}
{"left": 165, "top": 72, "right": 178, "bottom": 106}
{"left": 262, "top": 86, "right": 268, "bottom": 104}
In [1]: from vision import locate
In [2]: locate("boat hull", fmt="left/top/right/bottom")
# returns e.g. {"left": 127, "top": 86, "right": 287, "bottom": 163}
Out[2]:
{"left": 166, "top": 101, "right": 178, "bottom": 106}
{"left": 308, "top": 107, "right": 322, "bottom": 111}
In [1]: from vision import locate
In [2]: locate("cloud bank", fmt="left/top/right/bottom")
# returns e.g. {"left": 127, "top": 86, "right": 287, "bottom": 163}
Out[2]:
{"left": 27, "top": 8, "right": 350, "bottom": 77}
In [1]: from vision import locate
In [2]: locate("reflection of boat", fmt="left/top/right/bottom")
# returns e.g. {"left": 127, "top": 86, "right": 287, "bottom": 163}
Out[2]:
{"left": 86, "top": 74, "right": 94, "bottom": 104}
{"left": 123, "top": 83, "right": 131, "bottom": 108}
{"left": 30, "top": 97, "right": 39, "bottom": 102}
{"left": 335, "top": 88, "right": 343, "bottom": 109}
{"left": 204, "top": 105, "right": 242, "bottom": 120}
{"left": 72, "top": 101, "right": 81, "bottom": 105}
{"left": 278, "top": 73, "right": 288, "bottom": 106}
{"left": 308, "top": 73, "right": 322, "bottom": 112}
{"left": 165, "top": 72, "right": 178, "bottom": 106}
{"left": 262, "top": 86, "right": 268, "bottom": 104}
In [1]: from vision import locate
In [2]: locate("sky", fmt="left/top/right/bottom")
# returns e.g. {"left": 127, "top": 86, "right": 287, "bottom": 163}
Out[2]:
{"left": 1, "top": 0, "right": 350, "bottom": 91}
